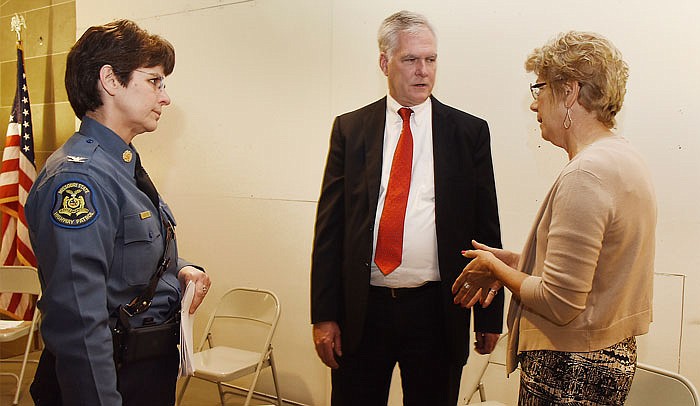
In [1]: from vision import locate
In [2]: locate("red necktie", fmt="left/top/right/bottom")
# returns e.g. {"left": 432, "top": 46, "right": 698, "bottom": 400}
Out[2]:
{"left": 375, "top": 107, "right": 413, "bottom": 275}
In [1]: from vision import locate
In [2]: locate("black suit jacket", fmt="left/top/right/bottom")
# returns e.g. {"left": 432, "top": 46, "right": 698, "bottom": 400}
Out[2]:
{"left": 311, "top": 96, "right": 503, "bottom": 365}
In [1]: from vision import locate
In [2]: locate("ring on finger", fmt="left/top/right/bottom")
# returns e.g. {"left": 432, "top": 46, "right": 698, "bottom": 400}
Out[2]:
{"left": 488, "top": 288, "right": 497, "bottom": 296}
{"left": 462, "top": 282, "right": 471, "bottom": 290}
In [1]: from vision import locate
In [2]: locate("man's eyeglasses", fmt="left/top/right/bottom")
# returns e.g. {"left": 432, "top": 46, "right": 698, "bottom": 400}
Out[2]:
{"left": 134, "top": 69, "right": 166, "bottom": 92}
{"left": 529, "top": 82, "right": 547, "bottom": 100}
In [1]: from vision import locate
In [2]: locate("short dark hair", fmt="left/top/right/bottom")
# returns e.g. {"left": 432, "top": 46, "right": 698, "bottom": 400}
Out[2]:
{"left": 65, "top": 19, "right": 175, "bottom": 119}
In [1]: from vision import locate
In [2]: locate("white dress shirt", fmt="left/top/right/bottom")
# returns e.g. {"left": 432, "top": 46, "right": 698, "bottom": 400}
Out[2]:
{"left": 370, "top": 95, "right": 440, "bottom": 288}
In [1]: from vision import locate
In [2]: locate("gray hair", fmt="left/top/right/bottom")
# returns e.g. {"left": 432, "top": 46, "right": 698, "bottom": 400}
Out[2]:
{"left": 378, "top": 10, "right": 436, "bottom": 59}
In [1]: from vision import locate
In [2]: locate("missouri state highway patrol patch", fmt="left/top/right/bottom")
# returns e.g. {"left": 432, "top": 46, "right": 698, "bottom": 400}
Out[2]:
{"left": 51, "top": 181, "right": 99, "bottom": 228}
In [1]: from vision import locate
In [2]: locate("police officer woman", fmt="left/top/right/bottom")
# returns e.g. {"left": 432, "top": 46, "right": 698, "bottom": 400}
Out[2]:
{"left": 25, "top": 19, "right": 211, "bottom": 405}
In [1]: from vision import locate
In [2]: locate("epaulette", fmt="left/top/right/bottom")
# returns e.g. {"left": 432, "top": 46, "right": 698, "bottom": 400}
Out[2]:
{"left": 64, "top": 134, "right": 100, "bottom": 163}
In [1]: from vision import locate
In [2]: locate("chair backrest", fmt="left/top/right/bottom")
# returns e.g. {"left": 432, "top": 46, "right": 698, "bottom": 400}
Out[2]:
{"left": 0, "top": 266, "right": 40, "bottom": 296}
{"left": 197, "top": 287, "right": 280, "bottom": 353}
{"left": 626, "top": 362, "right": 699, "bottom": 406}
{"left": 461, "top": 350, "right": 492, "bottom": 401}
{"left": 460, "top": 333, "right": 508, "bottom": 404}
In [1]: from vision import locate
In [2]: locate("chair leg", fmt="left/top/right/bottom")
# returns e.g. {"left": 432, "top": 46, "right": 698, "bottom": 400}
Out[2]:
{"left": 217, "top": 381, "right": 226, "bottom": 405}
{"left": 478, "top": 382, "right": 486, "bottom": 401}
{"left": 269, "top": 352, "right": 282, "bottom": 406}
{"left": 244, "top": 367, "right": 264, "bottom": 406}
{"left": 176, "top": 376, "right": 191, "bottom": 406}
{"left": 0, "top": 372, "right": 21, "bottom": 406}
{"left": 13, "top": 314, "right": 39, "bottom": 405}
{"left": 13, "top": 354, "right": 28, "bottom": 405}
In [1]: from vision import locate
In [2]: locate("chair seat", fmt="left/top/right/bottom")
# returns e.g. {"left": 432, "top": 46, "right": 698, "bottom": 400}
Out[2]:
{"left": 193, "top": 346, "right": 267, "bottom": 381}
{"left": 0, "top": 321, "right": 33, "bottom": 342}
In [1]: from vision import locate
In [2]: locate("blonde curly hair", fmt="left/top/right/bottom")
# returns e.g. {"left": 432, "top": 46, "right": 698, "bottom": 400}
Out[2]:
{"left": 525, "top": 31, "right": 628, "bottom": 128}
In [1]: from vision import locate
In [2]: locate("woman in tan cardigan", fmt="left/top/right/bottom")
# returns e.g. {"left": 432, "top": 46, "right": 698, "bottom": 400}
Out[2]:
{"left": 452, "top": 31, "right": 657, "bottom": 405}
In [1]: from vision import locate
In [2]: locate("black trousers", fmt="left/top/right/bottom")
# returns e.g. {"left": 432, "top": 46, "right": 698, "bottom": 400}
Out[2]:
{"left": 30, "top": 346, "right": 179, "bottom": 406}
{"left": 331, "top": 282, "right": 462, "bottom": 406}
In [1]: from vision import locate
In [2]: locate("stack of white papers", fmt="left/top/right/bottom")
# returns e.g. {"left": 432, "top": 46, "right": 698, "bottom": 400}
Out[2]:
{"left": 179, "top": 281, "right": 196, "bottom": 377}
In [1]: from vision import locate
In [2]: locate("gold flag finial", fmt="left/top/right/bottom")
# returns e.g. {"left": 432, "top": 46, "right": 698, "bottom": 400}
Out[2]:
{"left": 11, "top": 14, "right": 26, "bottom": 42}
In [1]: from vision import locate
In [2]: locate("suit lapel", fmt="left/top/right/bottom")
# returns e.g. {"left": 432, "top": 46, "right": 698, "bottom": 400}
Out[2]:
{"left": 431, "top": 96, "right": 454, "bottom": 184}
{"left": 430, "top": 96, "right": 456, "bottom": 244}
{"left": 365, "top": 97, "right": 387, "bottom": 216}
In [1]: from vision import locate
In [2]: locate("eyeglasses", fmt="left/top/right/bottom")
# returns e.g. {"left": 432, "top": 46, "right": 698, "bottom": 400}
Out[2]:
{"left": 529, "top": 82, "right": 547, "bottom": 100}
{"left": 134, "top": 69, "right": 166, "bottom": 92}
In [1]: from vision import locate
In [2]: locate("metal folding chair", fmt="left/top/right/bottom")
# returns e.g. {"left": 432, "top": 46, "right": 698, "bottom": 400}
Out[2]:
{"left": 0, "top": 266, "right": 41, "bottom": 405}
{"left": 177, "top": 287, "right": 282, "bottom": 406}
{"left": 462, "top": 333, "right": 508, "bottom": 405}
{"left": 626, "top": 362, "right": 699, "bottom": 406}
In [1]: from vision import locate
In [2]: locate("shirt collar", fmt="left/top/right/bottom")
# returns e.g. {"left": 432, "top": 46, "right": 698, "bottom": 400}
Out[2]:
{"left": 79, "top": 116, "right": 138, "bottom": 173}
{"left": 386, "top": 94, "right": 431, "bottom": 126}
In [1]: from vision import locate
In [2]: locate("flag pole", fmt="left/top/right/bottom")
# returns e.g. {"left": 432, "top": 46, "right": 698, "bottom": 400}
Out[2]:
{"left": 0, "top": 12, "right": 37, "bottom": 321}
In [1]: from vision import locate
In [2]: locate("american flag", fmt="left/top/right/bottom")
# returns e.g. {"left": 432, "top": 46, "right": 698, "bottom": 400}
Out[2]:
{"left": 0, "top": 45, "right": 38, "bottom": 321}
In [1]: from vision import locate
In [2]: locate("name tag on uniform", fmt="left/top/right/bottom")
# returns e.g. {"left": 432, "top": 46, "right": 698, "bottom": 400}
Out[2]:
{"left": 139, "top": 211, "right": 152, "bottom": 220}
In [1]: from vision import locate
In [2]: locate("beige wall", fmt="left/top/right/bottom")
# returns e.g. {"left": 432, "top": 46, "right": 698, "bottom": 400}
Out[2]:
{"left": 0, "top": 0, "right": 75, "bottom": 170}
{"left": 64, "top": 0, "right": 700, "bottom": 404}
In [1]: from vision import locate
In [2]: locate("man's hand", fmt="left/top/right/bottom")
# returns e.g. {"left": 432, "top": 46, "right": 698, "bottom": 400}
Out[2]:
{"left": 474, "top": 332, "right": 500, "bottom": 355}
{"left": 313, "top": 321, "right": 342, "bottom": 369}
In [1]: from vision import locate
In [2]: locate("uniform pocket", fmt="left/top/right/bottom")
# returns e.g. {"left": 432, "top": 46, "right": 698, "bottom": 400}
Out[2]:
{"left": 122, "top": 212, "right": 162, "bottom": 286}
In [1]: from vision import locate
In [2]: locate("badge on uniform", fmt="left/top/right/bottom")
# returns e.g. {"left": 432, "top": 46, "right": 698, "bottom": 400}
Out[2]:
{"left": 51, "top": 181, "right": 99, "bottom": 229}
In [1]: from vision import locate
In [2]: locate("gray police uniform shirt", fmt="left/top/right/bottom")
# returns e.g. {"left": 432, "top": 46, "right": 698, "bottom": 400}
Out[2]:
{"left": 25, "top": 116, "right": 194, "bottom": 405}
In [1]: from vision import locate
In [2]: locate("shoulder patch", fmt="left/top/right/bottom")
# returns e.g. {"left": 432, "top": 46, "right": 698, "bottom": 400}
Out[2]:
{"left": 51, "top": 181, "right": 99, "bottom": 229}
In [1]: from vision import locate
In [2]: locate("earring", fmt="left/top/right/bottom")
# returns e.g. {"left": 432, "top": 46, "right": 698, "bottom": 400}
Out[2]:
{"left": 563, "top": 107, "right": 572, "bottom": 129}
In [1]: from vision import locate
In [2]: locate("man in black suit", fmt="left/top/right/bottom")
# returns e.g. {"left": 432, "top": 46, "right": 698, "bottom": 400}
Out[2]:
{"left": 311, "top": 10, "right": 503, "bottom": 406}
